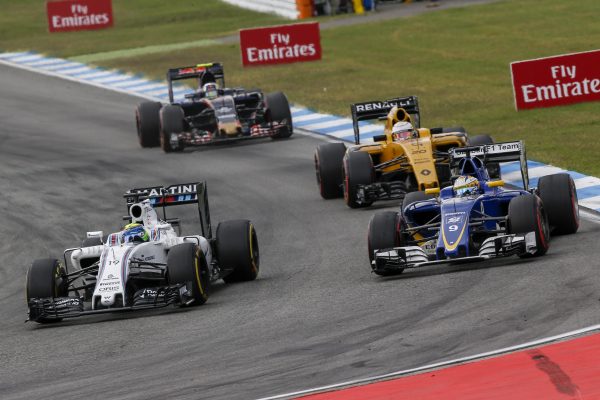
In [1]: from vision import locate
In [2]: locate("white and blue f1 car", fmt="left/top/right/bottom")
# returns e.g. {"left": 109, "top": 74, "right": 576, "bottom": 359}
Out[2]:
{"left": 26, "top": 182, "right": 259, "bottom": 323}
{"left": 368, "top": 141, "right": 579, "bottom": 276}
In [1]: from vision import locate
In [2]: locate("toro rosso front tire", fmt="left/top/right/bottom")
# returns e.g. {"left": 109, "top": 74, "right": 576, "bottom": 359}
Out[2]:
{"left": 537, "top": 173, "right": 579, "bottom": 235}
{"left": 217, "top": 220, "right": 259, "bottom": 283}
{"left": 26, "top": 259, "right": 68, "bottom": 323}
{"left": 160, "top": 105, "right": 185, "bottom": 153}
{"left": 167, "top": 243, "right": 210, "bottom": 306}
{"left": 314, "top": 142, "right": 346, "bottom": 199}
{"left": 508, "top": 195, "right": 549, "bottom": 257}
{"left": 266, "top": 92, "right": 293, "bottom": 139}
{"left": 343, "top": 151, "right": 374, "bottom": 208}
{"left": 136, "top": 101, "right": 162, "bottom": 148}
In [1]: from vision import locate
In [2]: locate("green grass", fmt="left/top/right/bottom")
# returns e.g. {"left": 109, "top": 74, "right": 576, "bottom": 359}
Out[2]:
{"left": 3, "top": 0, "right": 600, "bottom": 175}
{"left": 0, "top": 0, "right": 286, "bottom": 57}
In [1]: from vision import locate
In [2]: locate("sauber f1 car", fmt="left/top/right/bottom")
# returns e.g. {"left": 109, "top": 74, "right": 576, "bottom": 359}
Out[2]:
{"left": 26, "top": 182, "right": 259, "bottom": 323}
{"left": 135, "top": 63, "right": 293, "bottom": 152}
{"left": 368, "top": 141, "right": 579, "bottom": 276}
{"left": 314, "top": 96, "right": 500, "bottom": 208}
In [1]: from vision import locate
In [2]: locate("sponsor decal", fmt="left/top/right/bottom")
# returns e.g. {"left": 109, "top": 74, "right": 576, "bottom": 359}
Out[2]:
{"left": 452, "top": 142, "right": 521, "bottom": 158}
{"left": 46, "top": 0, "right": 113, "bottom": 33}
{"left": 442, "top": 211, "right": 468, "bottom": 250}
{"left": 240, "top": 22, "right": 321, "bottom": 67}
{"left": 54, "top": 298, "right": 81, "bottom": 306}
{"left": 354, "top": 99, "right": 413, "bottom": 114}
{"left": 511, "top": 49, "right": 600, "bottom": 110}
{"left": 421, "top": 169, "right": 431, "bottom": 176}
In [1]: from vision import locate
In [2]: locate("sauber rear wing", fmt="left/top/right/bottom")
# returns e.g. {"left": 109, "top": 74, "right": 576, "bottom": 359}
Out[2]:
{"left": 449, "top": 141, "right": 529, "bottom": 191}
{"left": 124, "top": 182, "right": 212, "bottom": 239}
{"left": 350, "top": 96, "right": 420, "bottom": 145}
{"left": 166, "top": 63, "right": 225, "bottom": 103}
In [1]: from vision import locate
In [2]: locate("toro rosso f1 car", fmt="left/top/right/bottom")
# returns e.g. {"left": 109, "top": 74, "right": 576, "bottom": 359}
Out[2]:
{"left": 314, "top": 96, "right": 500, "bottom": 208}
{"left": 26, "top": 182, "right": 259, "bottom": 323}
{"left": 135, "top": 63, "right": 293, "bottom": 152}
{"left": 368, "top": 141, "right": 579, "bottom": 276}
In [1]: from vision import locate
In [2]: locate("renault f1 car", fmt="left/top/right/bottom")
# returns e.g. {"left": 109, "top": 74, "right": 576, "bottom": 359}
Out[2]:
{"left": 135, "top": 63, "right": 293, "bottom": 152}
{"left": 314, "top": 96, "right": 500, "bottom": 208}
{"left": 26, "top": 182, "right": 259, "bottom": 323}
{"left": 368, "top": 141, "right": 579, "bottom": 276}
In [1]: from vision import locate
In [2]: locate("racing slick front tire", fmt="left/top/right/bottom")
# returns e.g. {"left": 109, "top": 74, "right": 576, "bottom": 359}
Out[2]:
{"left": 266, "top": 92, "right": 293, "bottom": 139}
{"left": 217, "top": 220, "right": 259, "bottom": 283}
{"left": 537, "top": 173, "right": 579, "bottom": 235}
{"left": 26, "top": 259, "right": 68, "bottom": 323}
{"left": 167, "top": 243, "right": 210, "bottom": 306}
{"left": 343, "top": 151, "right": 374, "bottom": 208}
{"left": 314, "top": 142, "right": 346, "bottom": 199}
{"left": 368, "top": 211, "right": 406, "bottom": 276}
{"left": 160, "top": 105, "right": 185, "bottom": 153}
{"left": 469, "top": 134, "right": 501, "bottom": 180}
{"left": 508, "top": 195, "right": 550, "bottom": 257}
{"left": 135, "top": 101, "right": 162, "bottom": 148}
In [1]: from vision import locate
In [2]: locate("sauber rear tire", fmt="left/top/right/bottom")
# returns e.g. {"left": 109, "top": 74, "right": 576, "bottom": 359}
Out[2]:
{"left": 537, "top": 173, "right": 579, "bottom": 235}
{"left": 26, "top": 259, "right": 68, "bottom": 323}
{"left": 508, "top": 195, "right": 549, "bottom": 257}
{"left": 266, "top": 92, "right": 293, "bottom": 139}
{"left": 217, "top": 220, "right": 259, "bottom": 283}
{"left": 160, "top": 105, "right": 185, "bottom": 153}
{"left": 368, "top": 211, "right": 405, "bottom": 275}
{"left": 343, "top": 151, "right": 374, "bottom": 208}
{"left": 469, "top": 134, "right": 501, "bottom": 179}
{"left": 136, "top": 101, "right": 162, "bottom": 148}
{"left": 314, "top": 142, "right": 346, "bottom": 199}
{"left": 167, "top": 243, "right": 210, "bottom": 306}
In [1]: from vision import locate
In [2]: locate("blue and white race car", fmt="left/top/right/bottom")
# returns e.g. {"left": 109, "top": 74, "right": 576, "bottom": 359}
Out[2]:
{"left": 368, "top": 141, "right": 579, "bottom": 276}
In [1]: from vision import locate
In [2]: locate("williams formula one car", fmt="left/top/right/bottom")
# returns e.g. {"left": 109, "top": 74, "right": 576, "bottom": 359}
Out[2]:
{"left": 135, "top": 63, "right": 293, "bottom": 152}
{"left": 26, "top": 182, "right": 259, "bottom": 323}
{"left": 368, "top": 141, "right": 579, "bottom": 276}
{"left": 314, "top": 96, "right": 499, "bottom": 208}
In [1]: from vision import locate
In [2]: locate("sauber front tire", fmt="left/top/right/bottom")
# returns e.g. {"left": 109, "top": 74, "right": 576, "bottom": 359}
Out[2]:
{"left": 508, "top": 195, "right": 550, "bottom": 257}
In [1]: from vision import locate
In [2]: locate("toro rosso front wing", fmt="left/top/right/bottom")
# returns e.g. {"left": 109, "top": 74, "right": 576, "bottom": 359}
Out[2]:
{"left": 372, "top": 232, "right": 538, "bottom": 274}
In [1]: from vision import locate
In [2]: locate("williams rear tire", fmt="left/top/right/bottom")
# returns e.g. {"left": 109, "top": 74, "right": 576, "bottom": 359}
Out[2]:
{"left": 217, "top": 220, "right": 260, "bottom": 283}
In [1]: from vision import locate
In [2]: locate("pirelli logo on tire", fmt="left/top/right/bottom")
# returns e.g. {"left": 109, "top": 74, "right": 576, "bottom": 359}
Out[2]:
{"left": 511, "top": 49, "right": 600, "bottom": 111}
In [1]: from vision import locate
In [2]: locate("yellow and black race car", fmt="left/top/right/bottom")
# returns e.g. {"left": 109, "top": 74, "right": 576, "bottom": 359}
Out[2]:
{"left": 314, "top": 96, "right": 498, "bottom": 208}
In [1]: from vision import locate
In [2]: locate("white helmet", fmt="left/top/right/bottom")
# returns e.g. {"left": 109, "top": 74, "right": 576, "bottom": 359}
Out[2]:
{"left": 392, "top": 121, "right": 414, "bottom": 141}
{"left": 202, "top": 82, "right": 218, "bottom": 100}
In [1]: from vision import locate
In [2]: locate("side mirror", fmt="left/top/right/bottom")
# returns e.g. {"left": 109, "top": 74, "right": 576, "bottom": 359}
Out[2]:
{"left": 86, "top": 231, "right": 103, "bottom": 239}
{"left": 487, "top": 180, "right": 505, "bottom": 188}
{"left": 425, "top": 188, "right": 440, "bottom": 195}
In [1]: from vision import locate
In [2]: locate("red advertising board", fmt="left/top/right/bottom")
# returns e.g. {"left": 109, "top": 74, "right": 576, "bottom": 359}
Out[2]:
{"left": 511, "top": 49, "right": 600, "bottom": 111}
{"left": 47, "top": 0, "right": 113, "bottom": 33}
{"left": 239, "top": 22, "right": 321, "bottom": 67}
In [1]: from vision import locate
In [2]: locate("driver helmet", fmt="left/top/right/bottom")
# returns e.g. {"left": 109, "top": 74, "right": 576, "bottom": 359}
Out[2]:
{"left": 202, "top": 82, "right": 219, "bottom": 100}
{"left": 122, "top": 223, "right": 149, "bottom": 243}
{"left": 392, "top": 121, "right": 414, "bottom": 141}
{"left": 453, "top": 175, "right": 480, "bottom": 197}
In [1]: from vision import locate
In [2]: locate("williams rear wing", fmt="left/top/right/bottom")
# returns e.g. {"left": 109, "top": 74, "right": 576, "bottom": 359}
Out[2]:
{"left": 449, "top": 141, "right": 529, "bottom": 190}
{"left": 350, "top": 96, "right": 420, "bottom": 145}
{"left": 124, "top": 182, "right": 212, "bottom": 239}
{"left": 166, "top": 63, "right": 225, "bottom": 103}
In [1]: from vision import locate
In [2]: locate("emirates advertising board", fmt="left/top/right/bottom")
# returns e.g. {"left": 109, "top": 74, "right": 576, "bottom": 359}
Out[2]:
{"left": 239, "top": 22, "right": 322, "bottom": 67}
{"left": 511, "top": 49, "right": 600, "bottom": 111}
{"left": 47, "top": 0, "right": 113, "bottom": 33}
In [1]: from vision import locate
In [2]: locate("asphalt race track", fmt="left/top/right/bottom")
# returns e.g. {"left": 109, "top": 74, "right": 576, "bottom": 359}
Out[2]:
{"left": 1, "top": 63, "right": 600, "bottom": 400}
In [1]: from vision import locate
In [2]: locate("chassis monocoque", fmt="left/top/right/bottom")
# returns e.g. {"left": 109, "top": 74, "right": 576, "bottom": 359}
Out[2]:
{"left": 368, "top": 141, "right": 579, "bottom": 276}
{"left": 314, "top": 96, "right": 500, "bottom": 209}
{"left": 26, "top": 182, "right": 259, "bottom": 323}
{"left": 135, "top": 63, "right": 293, "bottom": 153}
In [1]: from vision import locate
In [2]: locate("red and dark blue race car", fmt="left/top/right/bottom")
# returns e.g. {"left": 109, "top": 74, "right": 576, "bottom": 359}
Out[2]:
{"left": 368, "top": 141, "right": 579, "bottom": 276}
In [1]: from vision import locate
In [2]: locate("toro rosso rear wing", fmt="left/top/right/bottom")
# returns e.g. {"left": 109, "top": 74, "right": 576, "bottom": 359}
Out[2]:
{"left": 350, "top": 96, "right": 420, "bottom": 145}
{"left": 124, "top": 182, "right": 212, "bottom": 239}
{"left": 166, "top": 63, "right": 225, "bottom": 103}
{"left": 449, "top": 140, "right": 529, "bottom": 190}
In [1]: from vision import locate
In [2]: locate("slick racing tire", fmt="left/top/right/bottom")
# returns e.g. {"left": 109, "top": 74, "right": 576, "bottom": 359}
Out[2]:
{"left": 537, "top": 173, "right": 579, "bottom": 235}
{"left": 402, "top": 191, "right": 436, "bottom": 215}
{"left": 160, "top": 105, "right": 185, "bottom": 153}
{"left": 266, "top": 92, "right": 293, "bottom": 139}
{"left": 508, "top": 195, "right": 549, "bottom": 257}
{"left": 135, "top": 101, "right": 162, "bottom": 148}
{"left": 368, "top": 211, "right": 406, "bottom": 276}
{"left": 167, "top": 243, "right": 210, "bottom": 306}
{"left": 217, "top": 220, "right": 259, "bottom": 283}
{"left": 343, "top": 151, "right": 374, "bottom": 208}
{"left": 469, "top": 134, "right": 501, "bottom": 179}
{"left": 314, "top": 142, "right": 346, "bottom": 199}
{"left": 26, "top": 259, "right": 68, "bottom": 323}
